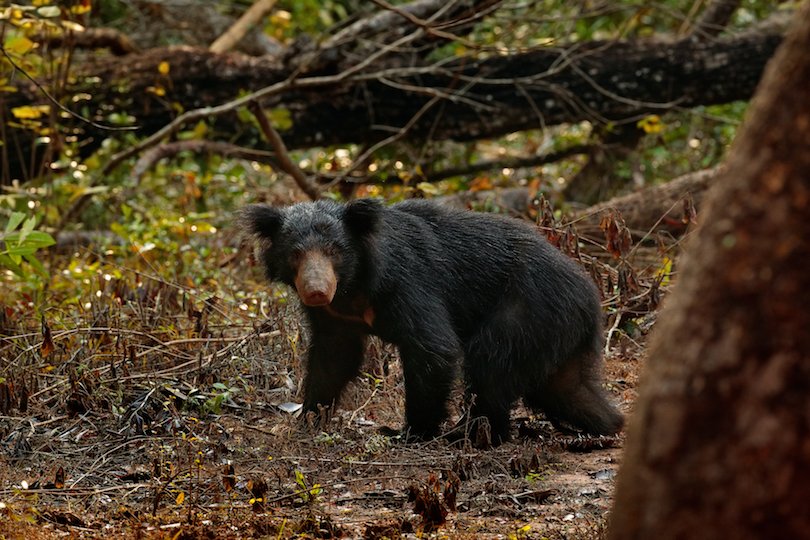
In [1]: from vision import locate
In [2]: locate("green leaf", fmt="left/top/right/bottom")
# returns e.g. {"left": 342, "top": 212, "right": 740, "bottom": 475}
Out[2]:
{"left": 294, "top": 469, "right": 306, "bottom": 488}
{"left": 0, "top": 253, "right": 23, "bottom": 276}
{"left": 5, "top": 212, "right": 25, "bottom": 234}
{"left": 23, "top": 253, "right": 46, "bottom": 275}
{"left": 18, "top": 216, "right": 37, "bottom": 245}
{"left": 268, "top": 108, "right": 293, "bottom": 131}
{"left": 6, "top": 246, "right": 39, "bottom": 257}
{"left": 4, "top": 231, "right": 55, "bottom": 249}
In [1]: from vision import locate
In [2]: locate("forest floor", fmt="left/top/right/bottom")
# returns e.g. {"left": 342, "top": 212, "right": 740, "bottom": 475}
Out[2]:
{"left": 0, "top": 331, "right": 642, "bottom": 539}
{"left": 0, "top": 237, "right": 652, "bottom": 539}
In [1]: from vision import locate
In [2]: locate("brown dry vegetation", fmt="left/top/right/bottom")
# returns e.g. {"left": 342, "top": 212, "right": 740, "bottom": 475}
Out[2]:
{"left": 0, "top": 217, "right": 655, "bottom": 539}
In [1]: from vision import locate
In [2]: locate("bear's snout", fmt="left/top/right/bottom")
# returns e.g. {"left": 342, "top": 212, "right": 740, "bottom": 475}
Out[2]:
{"left": 294, "top": 250, "right": 338, "bottom": 306}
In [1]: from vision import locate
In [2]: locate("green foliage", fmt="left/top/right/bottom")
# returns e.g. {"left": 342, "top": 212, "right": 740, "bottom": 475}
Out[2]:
{"left": 203, "top": 382, "right": 239, "bottom": 414}
{"left": 293, "top": 469, "right": 322, "bottom": 504}
{"left": 0, "top": 212, "right": 55, "bottom": 277}
{"left": 525, "top": 470, "right": 546, "bottom": 483}
{"left": 276, "top": 0, "right": 361, "bottom": 37}
{"left": 632, "top": 102, "right": 746, "bottom": 184}
{"left": 362, "top": 433, "right": 391, "bottom": 458}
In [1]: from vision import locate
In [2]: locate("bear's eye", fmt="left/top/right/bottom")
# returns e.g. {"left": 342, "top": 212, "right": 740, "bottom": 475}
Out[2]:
{"left": 323, "top": 245, "right": 340, "bottom": 259}
{"left": 289, "top": 249, "right": 304, "bottom": 266}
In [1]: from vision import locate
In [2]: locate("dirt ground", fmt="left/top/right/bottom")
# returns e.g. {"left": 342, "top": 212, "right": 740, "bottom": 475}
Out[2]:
{"left": 0, "top": 304, "right": 642, "bottom": 540}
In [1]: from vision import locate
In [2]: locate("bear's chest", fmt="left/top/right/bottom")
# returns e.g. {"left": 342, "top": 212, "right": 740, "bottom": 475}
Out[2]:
{"left": 320, "top": 295, "right": 376, "bottom": 329}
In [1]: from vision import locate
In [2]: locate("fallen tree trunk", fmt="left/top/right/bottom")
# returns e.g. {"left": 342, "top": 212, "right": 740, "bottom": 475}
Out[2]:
{"left": 3, "top": 11, "right": 783, "bottom": 183}
{"left": 573, "top": 167, "right": 719, "bottom": 237}
{"left": 439, "top": 167, "right": 719, "bottom": 238}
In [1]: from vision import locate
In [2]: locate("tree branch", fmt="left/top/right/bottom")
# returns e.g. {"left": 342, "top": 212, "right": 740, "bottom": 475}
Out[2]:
{"left": 689, "top": 0, "right": 743, "bottom": 38}
{"left": 132, "top": 140, "right": 280, "bottom": 180}
{"left": 250, "top": 102, "right": 320, "bottom": 200}
{"left": 31, "top": 27, "right": 139, "bottom": 55}
{"left": 421, "top": 143, "right": 592, "bottom": 183}
{"left": 436, "top": 166, "right": 720, "bottom": 238}
{"left": 209, "top": 0, "right": 278, "bottom": 54}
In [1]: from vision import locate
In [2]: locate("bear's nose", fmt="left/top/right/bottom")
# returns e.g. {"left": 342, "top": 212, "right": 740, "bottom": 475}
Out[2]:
{"left": 300, "top": 290, "right": 332, "bottom": 306}
{"left": 295, "top": 250, "right": 337, "bottom": 306}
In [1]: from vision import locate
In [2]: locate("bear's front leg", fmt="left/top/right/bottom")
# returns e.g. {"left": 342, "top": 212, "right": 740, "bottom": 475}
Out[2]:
{"left": 301, "top": 311, "right": 367, "bottom": 423}
{"left": 389, "top": 303, "right": 462, "bottom": 441}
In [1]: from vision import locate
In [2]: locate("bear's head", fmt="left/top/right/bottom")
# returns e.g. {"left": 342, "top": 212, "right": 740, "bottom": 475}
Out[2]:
{"left": 241, "top": 199, "right": 382, "bottom": 306}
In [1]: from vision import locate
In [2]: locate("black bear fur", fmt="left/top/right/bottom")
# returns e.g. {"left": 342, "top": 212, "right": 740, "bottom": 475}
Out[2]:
{"left": 241, "top": 198, "right": 623, "bottom": 443}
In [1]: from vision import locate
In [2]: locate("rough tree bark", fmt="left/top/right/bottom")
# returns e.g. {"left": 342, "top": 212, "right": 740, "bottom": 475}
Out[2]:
{"left": 609, "top": 1, "right": 810, "bottom": 538}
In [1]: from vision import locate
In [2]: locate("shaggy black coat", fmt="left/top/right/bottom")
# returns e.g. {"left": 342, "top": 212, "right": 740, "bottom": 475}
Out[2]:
{"left": 242, "top": 198, "right": 623, "bottom": 443}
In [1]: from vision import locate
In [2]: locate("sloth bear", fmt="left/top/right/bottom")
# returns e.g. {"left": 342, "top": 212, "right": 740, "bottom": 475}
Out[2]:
{"left": 242, "top": 198, "right": 622, "bottom": 443}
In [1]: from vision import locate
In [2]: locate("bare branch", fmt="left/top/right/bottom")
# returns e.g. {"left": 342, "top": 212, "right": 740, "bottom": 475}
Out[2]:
{"left": 209, "top": 0, "right": 278, "bottom": 54}
{"left": 0, "top": 47, "right": 137, "bottom": 132}
{"left": 689, "top": 0, "right": 743, "bottom": 38}
{"left": 436, "top": 167, "right": 720, "bottom": 239}
{"left": 334, "top": 94, "right": 443, "bottom": 185}
{"left": 324, "top": 0, "right": 501, "bottom": 48}
{"left": 55, "top": 13, "right": 432, "bottom": 229}
{"left": 569, "top": 166, "right": 721, "bottom": 237}
{"left": 368, "top": 0, "right": 479, "bottom": 44}
{"left": 30, "top": 27, "right": 139, "bottom": 55}
{"left": 420, "top": 144, "right": 592, "bottom": 183}
{"left": 101, "top": 27, "right": 428, "bottom": 178}
{"left": 250, "top": 102, "right": 320, "bottom": 200}
{"left": 132, "top": 140, "right": 280, "bottom": 180}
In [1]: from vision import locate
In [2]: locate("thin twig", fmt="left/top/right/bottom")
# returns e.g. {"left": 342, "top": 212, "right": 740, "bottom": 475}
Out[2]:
{"left": 0, "top": 483, "right": 150, "bottom": 497}
{"left": 368, "top": 0, "right": 479, "bottom": 46}
{"left": 422, "top": 143, "right": 592, "bottom": 183}
{"left": 25, "top": 328, "right": 279, "bottom": 399}
{"left": 334, "top": 94, "right": 442, "bottom": 184}
{"left": 686, "top": 0, "right": 742, "bottom": 38}
{"left": 103, "top": 29, "right": 427, "bottom": 177}
{"left": 604, "top": 310, "right": 623, "bottom": 356}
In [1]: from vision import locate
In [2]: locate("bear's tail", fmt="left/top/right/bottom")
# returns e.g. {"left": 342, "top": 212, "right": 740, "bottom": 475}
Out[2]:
{"left": 524, "top": 359, "right": 624, "bottom": 436}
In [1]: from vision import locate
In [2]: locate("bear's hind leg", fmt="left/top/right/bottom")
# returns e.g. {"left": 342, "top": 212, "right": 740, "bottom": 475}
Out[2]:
{"left": 524, "top": 356, "right": 623, "bottom": 436}
{"left": 462, "top": 375, "right": 517, "bottom": 445}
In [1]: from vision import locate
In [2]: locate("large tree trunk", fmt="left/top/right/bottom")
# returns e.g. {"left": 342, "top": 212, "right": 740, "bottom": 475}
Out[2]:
{"left": 609, "top": 2, "right": 810, "bottom": 538}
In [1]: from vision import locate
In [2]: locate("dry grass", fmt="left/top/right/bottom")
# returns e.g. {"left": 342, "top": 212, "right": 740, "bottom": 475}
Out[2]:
{"left": 0, "top": 236, "right": 654, "bottom": 538}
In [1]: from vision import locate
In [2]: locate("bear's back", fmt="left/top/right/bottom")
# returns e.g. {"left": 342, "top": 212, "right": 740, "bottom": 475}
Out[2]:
{"left": 384, "top": 200, "right": 599, "bottom": 336}
{"left": 390, "top": 199, "right": 559, "bottom": 269}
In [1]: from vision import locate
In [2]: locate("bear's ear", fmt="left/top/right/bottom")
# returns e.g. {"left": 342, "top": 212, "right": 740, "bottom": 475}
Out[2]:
{"left": 344, "top": 198, "right": 382, "bottom": 236}
{"left": 239, "top": 204, "right": 283, "bottom": 239}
